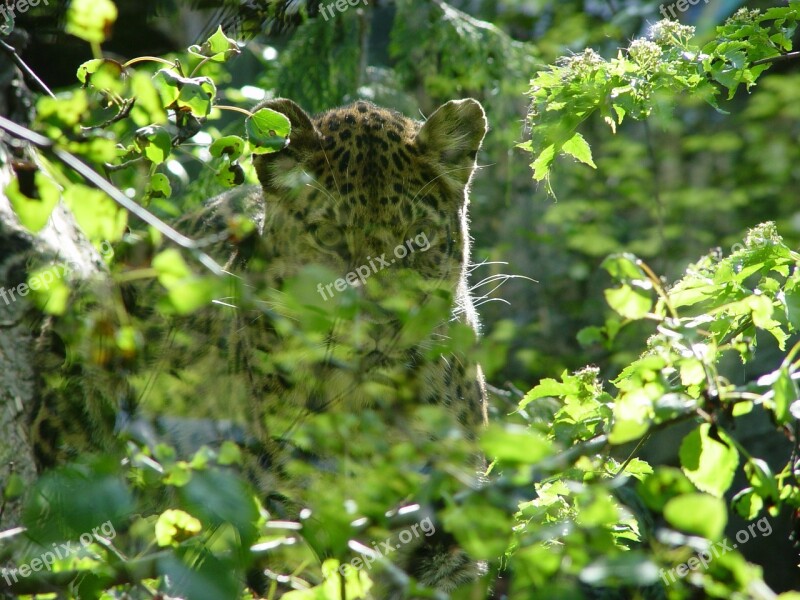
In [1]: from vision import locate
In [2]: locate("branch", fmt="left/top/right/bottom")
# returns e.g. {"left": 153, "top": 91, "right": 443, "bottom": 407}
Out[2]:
{"left": 752, "top": 51, "right": 800, "bottom": 66}
{"left": 0, "top": 116, "right": 223, "bottom": 276}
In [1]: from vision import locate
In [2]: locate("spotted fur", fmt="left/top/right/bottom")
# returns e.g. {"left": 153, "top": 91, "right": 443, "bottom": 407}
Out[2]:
{"left": 249, "top": 98, "right": 488, "bottom": 424}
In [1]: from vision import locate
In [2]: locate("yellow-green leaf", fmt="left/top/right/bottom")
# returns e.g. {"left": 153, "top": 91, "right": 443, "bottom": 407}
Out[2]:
{"left": 679, "top": 424, "right": 739, "bottom": 497}
{"left": 561, "top": 132, "right": 596, "bottom": 168}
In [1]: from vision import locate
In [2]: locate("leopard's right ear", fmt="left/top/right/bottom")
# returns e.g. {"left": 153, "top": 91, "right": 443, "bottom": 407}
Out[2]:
{"left": 252, "top": 98, "right": 318, "bottom": 191}
{"left": 253, "top": 98, "right": 316, "bottom": 142}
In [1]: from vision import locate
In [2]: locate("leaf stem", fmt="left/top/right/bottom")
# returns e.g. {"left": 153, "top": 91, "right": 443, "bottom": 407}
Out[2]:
{"left": 216, "top": 104, "right": 254, "bottom": 118}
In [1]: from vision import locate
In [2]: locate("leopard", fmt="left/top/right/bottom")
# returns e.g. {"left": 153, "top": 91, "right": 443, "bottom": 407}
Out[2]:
{"left": 252, "top": 97, "right": 488, "bottom": 425}
{"left": 28, "top": 97, "right": 491, "bottom": 598}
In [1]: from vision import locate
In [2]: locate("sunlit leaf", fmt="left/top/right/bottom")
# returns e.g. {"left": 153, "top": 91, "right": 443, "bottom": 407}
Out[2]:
{"left": 679, "top": 424, "right": 739, "bottom": 497}
{"left": 664, "top": 493, "right": 726, "bottom": 539}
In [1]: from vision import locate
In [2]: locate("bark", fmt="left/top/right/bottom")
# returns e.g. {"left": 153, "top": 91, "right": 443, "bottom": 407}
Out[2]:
{"left": 0, "top": 142, "right": 105, "bottom": 533}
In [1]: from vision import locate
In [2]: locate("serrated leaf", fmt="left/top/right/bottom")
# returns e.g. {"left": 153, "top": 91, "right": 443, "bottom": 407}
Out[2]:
{"left": 531, "top": 144, "right": 556, "bottom": 181}
{"left": 679, "top": 424, "right": 739, "bottom": 497}
{"left": 188, "top": 26, "right": 240, "bottom": 62}
{"left": 561, "top": 132, "right": 596, "bottom": 168}
{"left": 520, "top": 377, "right": 574, "bottom": 408}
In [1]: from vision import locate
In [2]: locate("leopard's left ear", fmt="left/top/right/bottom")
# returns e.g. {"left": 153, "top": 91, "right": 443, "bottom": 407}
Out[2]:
{"left": 416, "top": 99, "right": 487, "bottom": 183}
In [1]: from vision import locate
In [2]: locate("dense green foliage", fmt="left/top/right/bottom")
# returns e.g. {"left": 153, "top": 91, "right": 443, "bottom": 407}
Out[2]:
{"left": 2, "top": 0, "right": 800, "bottom": 599}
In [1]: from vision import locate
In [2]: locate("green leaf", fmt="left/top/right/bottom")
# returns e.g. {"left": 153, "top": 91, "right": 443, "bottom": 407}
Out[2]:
{"left": 76, "top": 58, "right": 106, "bottom": 83}
{"left": 188, "top": 26, "right": 240, "bottom": 62}
{"left": 443, "top": 497, "right": 512, "bottom": 560}
{"left": 246, "top": 107, "right": 292, "bottom": 154}
{"left": 744, "top": 458, "right": 779, "bottom": 502}
{"left": 152, "top": 71, "right": 216, "bottom": 117}
{"left": 731, "top": 488, "right": 764, "bottom": 521}
{"left": 520, "top": 376, "right": 577, "bottom": 408}
{"left": 531, "top": 144, "right": 556, "bottom": 181}
{"left": 6, "top": 172, "right": 60, "bottom": 233}
{"left": 637, "top": 467, "right": 696, "bottom": 512}
{"left": 3, "top": 473, "right": 25, "bottom": 500}
{"left": 601, "top": 253, "right": 648, "bottom": 280}
{"left": 23, "top": 460, "right": 134, "bottom": 542}
{"left": 147, "top": 173, "right": 172, "bottom": 199}
{"left": 163, "top": 277, "right": 218, "bottom": 314}
{"left": 135, "top": 125, "right": 172, "bottom": 164}
{"left": 215, "top": 158, "right": 245, "bottom": 187}
{"left": 679, "top": 359, "right": 706, "bottom": 387}
{"left": 76, "top": 58, "right": 125, "bottom": 94}
{"left": 772, "top": 367, "right": 797, "bottom": 425}
{"left": 153, "top": 69, "right": 181, "bottom": 107}
{"left": 178, "top": 469, "right": 259, "bottom": 545}
{"left": 209, "top": 135, "right": 245, "bottom": 159}
{"left": 152, "top": 249, "right": 192, "bottom": 289}
{"left": 561, "top": 132, "right": 596, "bottom": 168}
{"left": 63, "top": 183, "right": 127, "bottom": 243}
{"left": 66, "top": 0, "right": 118, "bottom": 44}
{"left": 176, "top": 77, "right": 216, "bottom": 117}
{"left": 480, "top": 424, "right": 551, "bottom": 464}
{"left": 130, "top": 71, "right": 168, "bottom": 126}
{"left": 609, "top": 389, "right": 652, "bottom": 444}
{"left": 28, "top": 266, "right": 70, "bottom": 315}
{"left": 679, "top": 424, "right": 739, "bottom": 497}
{"left": 604, "top": 284, "right": 652, "bottom": 319}
{"left": 663, "top": 493, "right": 727, "bottom": 539}
{"left": 37, "top": 90, "right": 90, "bottom": 130}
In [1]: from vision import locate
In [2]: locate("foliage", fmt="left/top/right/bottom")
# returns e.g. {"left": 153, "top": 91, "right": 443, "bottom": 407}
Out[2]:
{"left": 1, "top": 0, "right": 800, "bottom": 599}
{"left": 519, "top": 6, "right": 800, "bottom": 187}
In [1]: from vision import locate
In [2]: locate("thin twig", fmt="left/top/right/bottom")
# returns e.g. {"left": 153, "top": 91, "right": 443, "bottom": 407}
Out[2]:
{"left": 0, "top": 38, "right": 55, "bottom": 98}
{"left": 81, "top": 98, "right": 136, "bottom": 132}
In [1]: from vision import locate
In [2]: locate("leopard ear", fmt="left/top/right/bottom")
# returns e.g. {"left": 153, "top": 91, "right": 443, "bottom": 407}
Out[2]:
{"left": 252, "top": 98, "right": 318, "bottom": 191}
{"left": 252, "top": 98, "right": 317, "bottom": 146}
{"left": 416, "top": 99, "right": 487, "bottom": 184}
